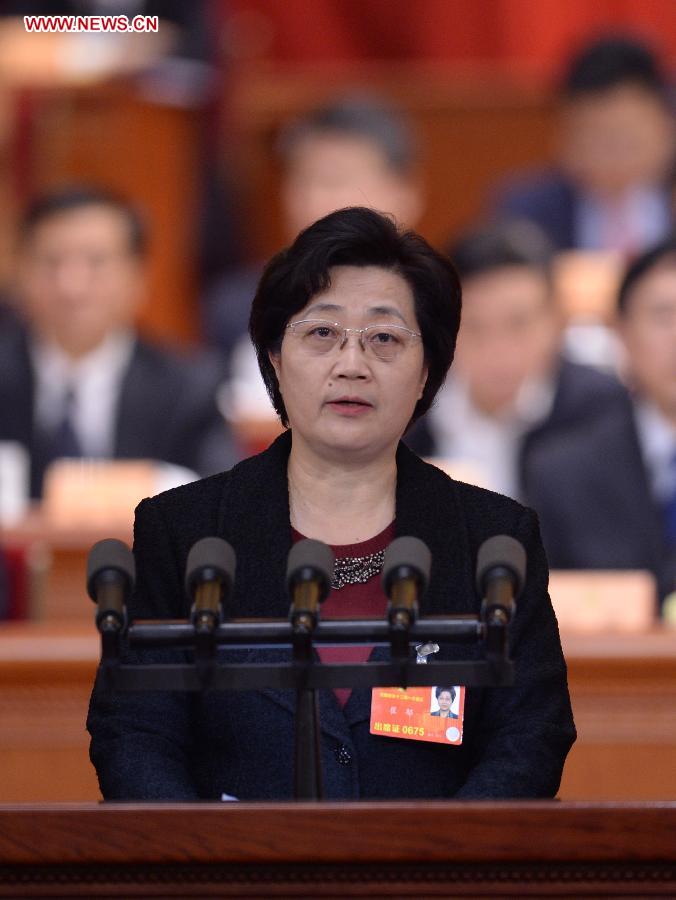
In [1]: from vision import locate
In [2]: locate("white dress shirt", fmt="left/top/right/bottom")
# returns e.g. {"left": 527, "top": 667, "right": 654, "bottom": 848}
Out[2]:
{"left": 634, "top": 400, "right": 676, "bottom": 505}
{"left": 576, "top": 186, "right": 671, "bottom": 255}
{"left": 30, "top": 331, "right": 136, "bottom": 458}
{"left": 428, "top": 375, "right": 555, "bottom": 500}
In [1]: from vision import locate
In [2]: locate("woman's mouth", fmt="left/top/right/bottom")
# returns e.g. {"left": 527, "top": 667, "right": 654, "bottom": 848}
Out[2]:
{"left": 327, "top": 398, "right": 373, "bottom": 416}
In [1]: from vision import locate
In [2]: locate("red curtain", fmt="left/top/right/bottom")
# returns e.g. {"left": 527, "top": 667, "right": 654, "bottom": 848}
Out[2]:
{"left": 225, "top": 0, "right": 676, "bottom": 79}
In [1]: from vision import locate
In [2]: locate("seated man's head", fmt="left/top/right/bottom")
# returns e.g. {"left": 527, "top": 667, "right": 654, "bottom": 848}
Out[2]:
{"left": 277, "top": 95, "right": 423, "bottom": 238}
{"left": 16, "top": 186, "right": 147, "bottom": 358}
{"left": 616, "top": 240, "right": 676, "bottom": 424}
{"left": 449, "top": 221, "right": 560, "bottom": 415}
{"left": 557, "top": 35, "right": 674, "bottom": 199}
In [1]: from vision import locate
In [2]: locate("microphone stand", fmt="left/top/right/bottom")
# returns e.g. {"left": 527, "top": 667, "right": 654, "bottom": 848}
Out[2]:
{"left": 291, "top": 613, "right": 324, "bottom": 801}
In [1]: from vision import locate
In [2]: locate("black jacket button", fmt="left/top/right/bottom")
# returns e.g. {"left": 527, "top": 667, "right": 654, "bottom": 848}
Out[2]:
{"left": 335, "top": 744, "right": 352, "bottom": 765}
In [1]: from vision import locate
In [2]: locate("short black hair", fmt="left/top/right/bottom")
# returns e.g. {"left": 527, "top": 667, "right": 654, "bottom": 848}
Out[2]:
{"left": 435, "top": 686, "right": 456, "bottom": 701}
{"left": 448, "top": 220, "right": 553, "bottom": 283}
{"left": 617, "top": 238, "right": 676, "bottom": 316}
{"left": 249, "top": 206, "right": 461, "bottom": 428}
{"left": 277, "top": 94, "right": 417, "bottom": 175}
{"left": 20, "top": 186, "right": 148, "bottom": 257}
{"left": 561, "top": 35, "right": 668, "bottom": 101}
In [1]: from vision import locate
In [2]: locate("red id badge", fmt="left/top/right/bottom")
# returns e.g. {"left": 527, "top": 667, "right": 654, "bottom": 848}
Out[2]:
{"left": 370, "top": 685, "right": 465, "bottom": 744}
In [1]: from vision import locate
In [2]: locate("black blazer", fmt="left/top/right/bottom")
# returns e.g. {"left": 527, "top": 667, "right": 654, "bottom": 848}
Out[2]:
{"left": 525, "top": 401, "right": 676, "bottom": 608}
{"left": 0, "top": 326, "right": 238, "bottom": 497}
{"left": 492, "top": 168, "right": 579, "bottom": 250}
{"left": 87, "top": 431, "right": 575, "bottom": 801}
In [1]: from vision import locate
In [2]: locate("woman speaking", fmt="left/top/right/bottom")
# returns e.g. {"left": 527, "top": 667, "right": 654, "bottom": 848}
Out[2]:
{"left": 87, "top": 206, "right": 575, "bottom": 800}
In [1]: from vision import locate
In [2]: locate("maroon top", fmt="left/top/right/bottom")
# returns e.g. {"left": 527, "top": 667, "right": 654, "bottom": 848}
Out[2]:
{"left": 291, "top": 521, "right": 395, "bottom": 707}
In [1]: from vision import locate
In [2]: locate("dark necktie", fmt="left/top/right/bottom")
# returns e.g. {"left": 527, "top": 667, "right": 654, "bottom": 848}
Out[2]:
{"left": 50, "top": 385, "right": 82, "bottom": 460}
{"left": 663, "top": 452, "right": 676, "bottom": 547}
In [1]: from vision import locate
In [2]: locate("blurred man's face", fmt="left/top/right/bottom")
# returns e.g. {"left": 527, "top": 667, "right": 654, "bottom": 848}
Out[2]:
{"left": 560, "top": 84, "right": 674, "bottom": 198}
{"left": 618, "top": 262, "right": 676, "bottom": 423}
{"left": 18, "top": 204, "right": 144, "bottom": 358}
{"left": 454, "top": 267, "right": 560, "bottom": 415}
{"left": 282, "top": 132, "right": 422, "bottom": 237}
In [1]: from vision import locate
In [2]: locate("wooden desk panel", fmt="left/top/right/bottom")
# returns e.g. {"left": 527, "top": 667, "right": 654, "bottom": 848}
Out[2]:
{"left": 1, "top": 623, "right": 675, "bottom": 803}
{"left": 559, "top": 631, "right": 676, "bottom": 800}
{"left": 0, "top": 802, "right": 674, "bottom": 897}
{"left": 0, "top": 623, "right": 100, "bottom": 802}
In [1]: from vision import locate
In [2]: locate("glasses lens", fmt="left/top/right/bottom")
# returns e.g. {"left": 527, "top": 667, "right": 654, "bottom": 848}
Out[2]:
{"left": 294, "top": 321, "right": 341, "bottom": 354}
{"left": 364, "top": 325, "right": 408, "bottom": 360}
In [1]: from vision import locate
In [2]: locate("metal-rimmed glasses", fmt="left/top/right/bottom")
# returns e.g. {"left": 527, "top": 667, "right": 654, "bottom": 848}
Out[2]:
{"left": 285, "top": 319, "right": 422, "bottom": 362}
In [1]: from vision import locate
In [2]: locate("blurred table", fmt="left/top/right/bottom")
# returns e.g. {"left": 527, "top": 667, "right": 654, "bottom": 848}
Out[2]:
{"left": 1, "top": 621, "right": 676, "bottom": 803}
{"left": 1, "top": 508, "right": 131, "bottom": 620}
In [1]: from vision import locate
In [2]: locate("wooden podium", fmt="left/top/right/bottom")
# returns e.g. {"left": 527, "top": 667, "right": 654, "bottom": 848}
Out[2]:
{"left": 0, "top": 802, "right": 675, "bottom": 897}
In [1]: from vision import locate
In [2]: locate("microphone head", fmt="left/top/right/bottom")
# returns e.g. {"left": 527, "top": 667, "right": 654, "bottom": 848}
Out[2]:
{"left": 476, "top": 535, "right": 526, "bottom": 597}
{"left": 382, "top": 536, "right": 432, "bottom": 597}
{"left": 86, "top": 539, "right": 135, "bottom": 602}
{"left": 286, "top": 539, "right": 334, "bottom": 600}
{"left": 185, "top": 537, "right": 236, "bottom": 597}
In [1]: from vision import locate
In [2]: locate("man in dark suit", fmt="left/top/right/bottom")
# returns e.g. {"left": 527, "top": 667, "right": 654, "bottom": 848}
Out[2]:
{"left": 491, "top": 36, "right": 674, "bottom": 255}
{"left": 526, "top": 241, "right": 676, "bottom": 612}
{"left": 406, "top": 220, "right": 628, "bottom": 502}
{"left": 0, "top": 186, "right": 237, "bottom": 498}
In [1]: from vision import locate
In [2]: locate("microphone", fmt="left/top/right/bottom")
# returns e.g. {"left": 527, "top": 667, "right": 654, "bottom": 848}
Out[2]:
{"left": 185, "top": 537, "right": 236, "bottom": 633}
{"left": 287, "top": 539, "right": 334, "bottom": 635}
{"left": 382, "top": 536, "right": 432, "bottom": 629}
{"left": 476, "top": 535, "right": 526, "bottom": 628}
{"left": 382, "top": 537, "right": 431, "bottom": 660}
{"left": 87, "top": 539, "right": 135, "bottom": 633}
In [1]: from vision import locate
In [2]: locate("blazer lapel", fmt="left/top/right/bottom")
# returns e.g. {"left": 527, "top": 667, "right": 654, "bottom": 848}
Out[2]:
{"left": 608, "top": 408, "right": 665, "bottom": 570}
{"left": 3, "top": 330, "right": 43, "bottom": 497}
{"left": 214, "top": 432, "right": 354, "bottom": 738}
{"left": 114, "top": 340, "right": 151, "bottom": 457}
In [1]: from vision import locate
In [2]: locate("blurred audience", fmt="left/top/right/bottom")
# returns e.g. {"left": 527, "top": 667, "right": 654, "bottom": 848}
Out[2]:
{"left": 527, "top": 240, "right": 676, "bottom": 612}
{"left": 0, "top": 186, "right": 237, "bottom": 499}
{"left": 203, "top": 94, "right": 423, "bottom": 372}
{"left": 406, "top": 220, "right": 628, "bottom": 501}
{"left": 0, "top": 553, "right": 6, "bottom": 619}
{"left": 491, "top": 35, "right": 675, "bottom": 255}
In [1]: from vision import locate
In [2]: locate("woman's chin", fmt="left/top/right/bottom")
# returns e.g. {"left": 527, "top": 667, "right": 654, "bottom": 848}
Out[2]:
{"left": 316, "top": 423, "right": 392, "bottom": 458}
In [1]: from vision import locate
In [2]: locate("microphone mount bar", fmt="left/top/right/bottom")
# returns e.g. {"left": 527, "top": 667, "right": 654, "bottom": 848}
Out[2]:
{"left": 127, "top": 615, "right": 483, "bottom": 649}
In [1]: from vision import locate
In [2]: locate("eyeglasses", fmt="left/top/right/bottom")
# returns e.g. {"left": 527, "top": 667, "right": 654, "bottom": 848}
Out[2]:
{"left": 285, "top": 319, "right": 422, "bottom": 362}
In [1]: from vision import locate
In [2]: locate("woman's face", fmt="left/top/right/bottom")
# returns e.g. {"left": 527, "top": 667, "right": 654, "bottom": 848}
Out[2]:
{"left": 270, "top": 265, "right": 428, "bottom": 464}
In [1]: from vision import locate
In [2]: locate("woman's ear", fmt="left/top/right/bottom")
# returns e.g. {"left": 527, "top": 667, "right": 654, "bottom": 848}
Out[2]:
{"left": 418, "top": 363, "right": 429, "bottom": 399}
{"left": 268, "top": 349, "right": 281, "bottom": 380}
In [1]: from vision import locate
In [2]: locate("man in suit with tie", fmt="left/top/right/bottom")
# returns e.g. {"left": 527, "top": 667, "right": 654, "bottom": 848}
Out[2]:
{"left": 526, "top": 241, "right": 676, "bottom": 612}
{"left": 0, "top": 186, "right": 238, "bottom": 498}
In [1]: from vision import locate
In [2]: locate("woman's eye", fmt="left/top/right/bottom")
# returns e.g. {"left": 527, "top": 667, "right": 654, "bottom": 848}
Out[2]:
{"left": 311, "top": 327, "right": 335, "bottom": 338}
{"left": 372, "top": 330, "right": 399, "bottom": 343}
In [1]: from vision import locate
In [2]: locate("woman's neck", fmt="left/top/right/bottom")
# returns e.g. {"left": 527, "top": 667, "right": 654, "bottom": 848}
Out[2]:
{"left": 287, "top": 438, "right": 397, "bottom": 545}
